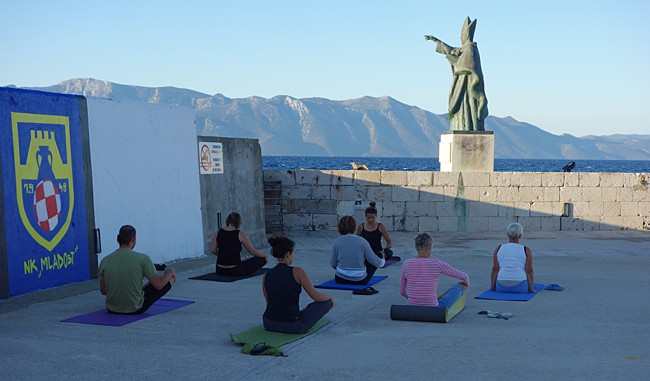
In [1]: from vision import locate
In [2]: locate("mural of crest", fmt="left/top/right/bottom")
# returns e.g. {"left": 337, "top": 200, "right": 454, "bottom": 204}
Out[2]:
{"left": 11, "top": 112, "right": 75, "bottom": 252}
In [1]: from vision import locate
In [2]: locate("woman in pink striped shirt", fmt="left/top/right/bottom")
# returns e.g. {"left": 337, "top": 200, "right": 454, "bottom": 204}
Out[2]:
{"left": 400, "top": 233, "right": 469, "bottom": 307}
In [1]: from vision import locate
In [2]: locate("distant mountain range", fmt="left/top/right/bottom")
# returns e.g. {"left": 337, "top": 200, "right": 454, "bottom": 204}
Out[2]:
{"left": 17, "top": 78, "right": 650, "bottom": 160}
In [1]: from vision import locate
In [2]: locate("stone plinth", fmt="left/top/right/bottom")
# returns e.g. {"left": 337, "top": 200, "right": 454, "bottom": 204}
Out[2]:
{"left": 439, "top": 131, "right": 494, "bottom": 172}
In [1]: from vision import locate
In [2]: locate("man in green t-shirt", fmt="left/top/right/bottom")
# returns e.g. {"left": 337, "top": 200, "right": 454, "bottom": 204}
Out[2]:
{"left": 99, "top": 225, "right": 177, "bottom": 314}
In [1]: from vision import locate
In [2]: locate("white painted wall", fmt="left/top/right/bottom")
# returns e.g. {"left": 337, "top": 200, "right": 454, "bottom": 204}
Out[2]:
{"left": 87, "top": 98, "right": 204, "bottom": 263}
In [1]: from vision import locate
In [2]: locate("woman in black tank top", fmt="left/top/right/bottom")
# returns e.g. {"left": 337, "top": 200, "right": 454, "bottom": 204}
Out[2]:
{"left": 356, "top": 202, "right": 393, "bottom": 260}
{"left": 262, "top": 236, "right": 334, "bottom": 334}
{"left": 208, "top": 212, "right": 269, "bottom": 276}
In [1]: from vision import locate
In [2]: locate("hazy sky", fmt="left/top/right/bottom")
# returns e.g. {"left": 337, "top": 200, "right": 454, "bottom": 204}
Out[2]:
{"left": 2, "top": 0, "right": 649, "bottom": 137}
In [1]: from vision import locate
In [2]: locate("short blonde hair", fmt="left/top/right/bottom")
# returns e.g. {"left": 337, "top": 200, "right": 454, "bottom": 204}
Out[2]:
{"left": 506, "top": 223, "right": 523, "bottom": 239}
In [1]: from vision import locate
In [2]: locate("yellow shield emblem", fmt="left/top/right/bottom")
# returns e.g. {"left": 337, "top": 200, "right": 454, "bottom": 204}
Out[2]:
{"left": 11, "top": 112, "right": 75, "bottom": 252}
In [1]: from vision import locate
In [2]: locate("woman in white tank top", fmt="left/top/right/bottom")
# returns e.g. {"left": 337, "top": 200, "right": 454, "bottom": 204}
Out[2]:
{"left": 490, "top": 223, "right": 535, "bottom": 293}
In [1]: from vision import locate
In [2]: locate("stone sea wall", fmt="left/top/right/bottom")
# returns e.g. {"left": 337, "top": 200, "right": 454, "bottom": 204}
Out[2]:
{"left": 263, "top": 170, "right": 650, "bottom": 232}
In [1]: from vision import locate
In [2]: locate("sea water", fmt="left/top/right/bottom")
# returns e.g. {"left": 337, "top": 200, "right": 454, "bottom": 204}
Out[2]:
{"left": 263, "top": 156, "right": 650, "bottom": 173}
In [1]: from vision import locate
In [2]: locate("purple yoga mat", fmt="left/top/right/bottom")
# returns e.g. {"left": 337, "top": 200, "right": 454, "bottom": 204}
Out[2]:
{"left": 382, "top": 256, "right": 401, "bottom": 268}
{"left": 61, "top": 298, "right": 194, "bottom": 326}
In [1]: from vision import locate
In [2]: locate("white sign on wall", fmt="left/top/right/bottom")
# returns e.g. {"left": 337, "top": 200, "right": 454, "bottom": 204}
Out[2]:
{"left": 198, "top": 141, "right": 224, "bottom": 174}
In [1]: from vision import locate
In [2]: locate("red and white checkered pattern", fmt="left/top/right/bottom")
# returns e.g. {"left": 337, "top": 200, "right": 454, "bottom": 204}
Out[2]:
{"left": 33, "top": 180, "right": 61, "bottom": 232}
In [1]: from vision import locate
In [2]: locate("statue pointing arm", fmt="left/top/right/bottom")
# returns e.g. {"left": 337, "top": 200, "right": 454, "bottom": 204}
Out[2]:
{"left": 425, "top": 35, "right": 456, "bottom": 57}
{"left": 424, "top": 35, "right": 439, "bottom": 43}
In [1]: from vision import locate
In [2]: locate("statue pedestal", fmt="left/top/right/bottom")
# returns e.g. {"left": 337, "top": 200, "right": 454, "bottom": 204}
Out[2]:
{"left": 438, "top": 131, "right": 494, "bottom": 172}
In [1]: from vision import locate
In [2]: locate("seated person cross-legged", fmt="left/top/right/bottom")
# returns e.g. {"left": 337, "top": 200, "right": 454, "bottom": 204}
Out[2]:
{"left": 400, "top": 233, "right": 469, "bottom": 308}
{"left": 356, "top": 202, "right": 393, "bottom": 260}
{"left": 99, "top": 225, "right": 177, "bottom": 315}
{"left": 208, "top": 212, "right": 269, "bottom": 277}
{"left": 263, "top": 236, "right": 334, "bottom": 334}
{"left": 490, "top": 223, "right": 535, "bottom": 293}
{"left": 331, "top": 215, "right": 385, "bottom": 286}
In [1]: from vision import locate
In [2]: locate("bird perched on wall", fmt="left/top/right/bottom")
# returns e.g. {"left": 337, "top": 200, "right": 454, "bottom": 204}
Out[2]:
{"left": 351, "top": 162, "right": 369, "bottom": 170}
{"left": 563, "top": 162, "right": 576, "bottom": 172}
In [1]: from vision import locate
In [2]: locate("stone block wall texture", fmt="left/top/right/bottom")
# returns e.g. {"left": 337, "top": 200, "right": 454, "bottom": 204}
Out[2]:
{"left": 263, "top": 170, "right": 650, "bottom": 232}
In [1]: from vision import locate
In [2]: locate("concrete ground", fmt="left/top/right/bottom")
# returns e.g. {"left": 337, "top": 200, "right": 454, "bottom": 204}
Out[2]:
{"left": 1, "top": 230, "right": 649, "bottom": 381}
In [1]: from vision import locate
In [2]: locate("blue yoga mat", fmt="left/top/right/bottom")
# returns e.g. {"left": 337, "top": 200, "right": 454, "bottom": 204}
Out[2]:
{"left": 61, "top": 298, "right": 194, "bottom": 326}
{"left": 474, "top": 284, "right": 544, "bottom": 301}
{"left": 314, "top": 276, "right": 388, "bottom": 291}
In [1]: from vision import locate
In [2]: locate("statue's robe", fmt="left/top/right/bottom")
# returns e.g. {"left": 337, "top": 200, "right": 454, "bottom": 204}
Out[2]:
{"left": 436, "top": 41, "right": 488, "bottom": 131}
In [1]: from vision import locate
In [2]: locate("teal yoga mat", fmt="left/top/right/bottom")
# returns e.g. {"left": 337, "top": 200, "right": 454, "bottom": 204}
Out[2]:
{"left": 474, "top": 284, "right": 544, "bottom": 301}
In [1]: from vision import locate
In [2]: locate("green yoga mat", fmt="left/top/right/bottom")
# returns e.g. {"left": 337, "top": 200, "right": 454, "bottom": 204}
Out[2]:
{"left": 230, "top": 318, "right": 329, "bottom": 355}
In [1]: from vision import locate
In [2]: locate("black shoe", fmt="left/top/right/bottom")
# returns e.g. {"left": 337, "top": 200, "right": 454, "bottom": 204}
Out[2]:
{"left": 353, "top": 287, "right": 376, "bottom": 295}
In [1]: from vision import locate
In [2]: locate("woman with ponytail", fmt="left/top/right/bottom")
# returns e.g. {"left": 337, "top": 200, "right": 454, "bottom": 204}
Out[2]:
{"left": 208, "top": 212, "right": 268, "bottom": 276}
{"left": 357, "top": 202, "right": 393, "bottom": 260}
{"left": 262, "top": 236, "right": 334, "bottom": 334}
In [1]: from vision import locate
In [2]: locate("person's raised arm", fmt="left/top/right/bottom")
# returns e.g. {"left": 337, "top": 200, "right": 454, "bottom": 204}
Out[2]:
{"left": 239, "top": 231, "right": 269, "bottom": 263}
{"left": 524, "top": 246, "right": 535, "bottom": 292}
{"left": 490, "top": 245, "right": 501, "bottom": 291}
{"left": 294, "top": 267, "right": 334, "bottom": 306}
{"left": 356, "top": 224, "right": 363, "bottom": 236}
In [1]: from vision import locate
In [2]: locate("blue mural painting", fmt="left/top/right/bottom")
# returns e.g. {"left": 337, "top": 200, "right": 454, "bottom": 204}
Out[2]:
{"left": 1, "top": 88, "right": 91, "bottom": 296}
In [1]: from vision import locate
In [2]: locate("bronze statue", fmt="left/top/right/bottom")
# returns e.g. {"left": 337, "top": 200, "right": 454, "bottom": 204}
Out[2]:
{"left": 425, "top": 17, "right": 488, "bottom": 132}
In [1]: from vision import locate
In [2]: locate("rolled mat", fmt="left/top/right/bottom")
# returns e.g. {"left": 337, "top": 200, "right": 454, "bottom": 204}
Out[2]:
{"left": 390, "top": 294, "right": 466, "bottom": 323}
